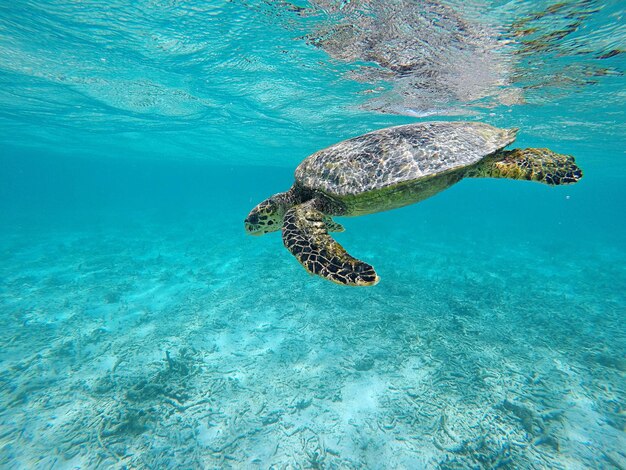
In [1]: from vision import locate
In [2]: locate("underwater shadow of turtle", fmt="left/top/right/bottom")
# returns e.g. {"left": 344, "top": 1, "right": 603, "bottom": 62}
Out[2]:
{"left": 245, "top": 121, "right": 583, "bottom": 286}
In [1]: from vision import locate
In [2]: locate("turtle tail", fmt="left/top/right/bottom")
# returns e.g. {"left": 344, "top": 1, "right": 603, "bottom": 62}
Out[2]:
{"left": 471, "top": 148, "right": 583, "bottom": 186}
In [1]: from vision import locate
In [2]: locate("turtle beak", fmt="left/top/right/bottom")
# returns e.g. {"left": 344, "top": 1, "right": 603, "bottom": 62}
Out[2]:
{"left": 244, "top": 217, "right": 263, "bottom": 236}
{"left": 245, "top": 225, "right": 261, "bottom": 236}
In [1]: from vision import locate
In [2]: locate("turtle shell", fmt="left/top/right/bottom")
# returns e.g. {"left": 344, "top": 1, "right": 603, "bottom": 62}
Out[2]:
{"left": 295, "top": 121, "right": 517, "bottom": 197}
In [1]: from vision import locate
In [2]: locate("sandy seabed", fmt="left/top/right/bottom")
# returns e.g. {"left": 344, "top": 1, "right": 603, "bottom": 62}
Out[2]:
{"left": 0, "top": 216, "right": 624, "bottom": 469}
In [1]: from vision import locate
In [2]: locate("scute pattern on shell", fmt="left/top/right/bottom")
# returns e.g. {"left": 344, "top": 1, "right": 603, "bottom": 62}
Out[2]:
{"left": 295, "top": 121, "right": 517, "bottom": 196}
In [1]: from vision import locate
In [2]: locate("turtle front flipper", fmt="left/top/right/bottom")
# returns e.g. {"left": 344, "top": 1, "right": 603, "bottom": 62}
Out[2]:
{"left": 323, "top": 216, "right": 345, "bottom": 232}
{"left": 472, "top": 148, "right": 583, "bottom": 185}
{"left": 282, "top": 200, "right": 379, "bottom": 286}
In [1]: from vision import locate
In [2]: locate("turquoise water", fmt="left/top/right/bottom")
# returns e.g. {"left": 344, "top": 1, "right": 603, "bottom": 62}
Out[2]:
{"left": 1, "top": 0, "right": 625, "bottom": 468}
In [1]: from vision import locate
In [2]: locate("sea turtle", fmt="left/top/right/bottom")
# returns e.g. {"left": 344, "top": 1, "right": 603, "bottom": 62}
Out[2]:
{"left": 245, "top": 121, "right": 582, "bottom": 286}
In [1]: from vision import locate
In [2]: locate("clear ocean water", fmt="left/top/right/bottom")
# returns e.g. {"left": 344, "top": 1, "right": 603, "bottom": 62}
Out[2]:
{"left": 1, "top": 1, "right": 625, "bottom": 468}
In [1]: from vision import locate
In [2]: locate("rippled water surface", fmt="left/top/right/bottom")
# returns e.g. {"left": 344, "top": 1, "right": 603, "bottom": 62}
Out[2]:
{"left": 1, "top": 1, "right": 625, "bottom": 468}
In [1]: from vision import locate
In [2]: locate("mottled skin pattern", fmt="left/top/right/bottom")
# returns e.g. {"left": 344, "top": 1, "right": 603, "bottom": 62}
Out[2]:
{"left": 467, "top": 148, "right": 583, "bottom": 185}
{"left": 282, "top": 199, "right": 378, "bottom": 286}
{"left": 245, "top": 121, "right": 583, "bottom": 286}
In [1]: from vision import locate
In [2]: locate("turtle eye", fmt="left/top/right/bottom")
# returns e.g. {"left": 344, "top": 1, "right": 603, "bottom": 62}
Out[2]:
{"left": 247, "top": 213, "right": 259, "bottom": 225}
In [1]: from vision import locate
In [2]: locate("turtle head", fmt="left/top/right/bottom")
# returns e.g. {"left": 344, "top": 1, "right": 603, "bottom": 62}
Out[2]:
{"left": 245, "top": 194, "right": 289, "bottom": 235}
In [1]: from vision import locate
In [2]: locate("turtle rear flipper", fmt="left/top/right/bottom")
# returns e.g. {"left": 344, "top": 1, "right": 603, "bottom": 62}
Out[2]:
{"left": 282, "top": 200, "right": 379, "bottom": 286}
{"left": 474, "top": 148, "right": 583, "bottom": 185}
